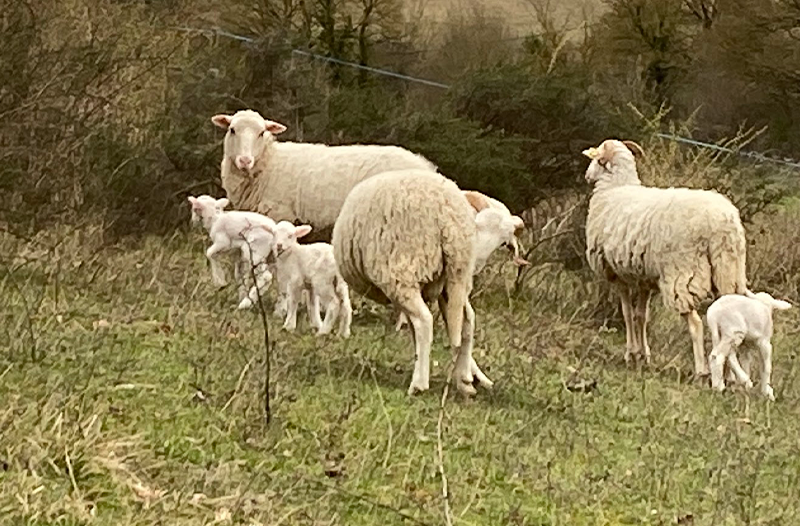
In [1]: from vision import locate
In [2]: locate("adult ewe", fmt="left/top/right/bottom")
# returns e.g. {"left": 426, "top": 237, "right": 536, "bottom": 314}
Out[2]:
{"left": 211, "top": 110, "right": 437, "bottom": 240}
{"left": 332, "top": 169, "right": 492, "bottom": 396}
{"left": 583, "top": 139, "right": 748, "bottom": 377}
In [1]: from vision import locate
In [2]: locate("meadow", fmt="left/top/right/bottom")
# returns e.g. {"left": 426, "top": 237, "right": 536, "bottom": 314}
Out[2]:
{"left": 3, "top": 194, "right": 800, "bottom": 525}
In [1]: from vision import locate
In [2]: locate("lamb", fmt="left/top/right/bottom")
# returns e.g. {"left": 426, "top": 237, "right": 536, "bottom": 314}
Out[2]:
{"left": 394, "top": 197, "right": 528, "bottom": 331}
{"left": 187, "top": 195, "right": 276, "bottom": 306}
{"left": 332, "top": 168, "right": 492, "bottom": 396}
{"left": 211, "top": 109, "right": 437, "bottom": 240}
{"left": 582, "top": 139, "right": 748, "bottom": 377}
{"left": 254, "top": 221, "right": 352, "bottom": 337}
{"left": 706, "top": 291, "right": 792, "bottom": 401}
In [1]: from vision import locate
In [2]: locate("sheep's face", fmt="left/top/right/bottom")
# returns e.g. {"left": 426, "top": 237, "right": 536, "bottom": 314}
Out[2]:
{"left": 264, "top": 221, "right": 313, "bottom": 256}
{"left": 582, "top": 139, "right": 644, "bottom": 186}
{"left": 211, "top": 110, "right": 287, "bottom": 174}
{"left": 475, "top": 209, "right": 529, "bottom": 266}
{"left": 188, "top": 195, "right": 228, "bottom": 224}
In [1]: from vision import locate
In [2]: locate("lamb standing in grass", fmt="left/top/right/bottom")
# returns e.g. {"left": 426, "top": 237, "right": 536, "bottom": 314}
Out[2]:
{"left": 583, "top": 139, "right": 749, "bottom": 377}
{"left": 706, "top": 291, "right": 791, "bottom": 401}
{"left": 254, "top": 221, "right": 352, "bottom": 338}
{"left": 211, "top": 110, "right": 437, "bottom": 240}
{"left": 332, "top": 168, "right": 492, "bottom": 396}
{"left": 188, "top": 195, "right": 276, "bottom": 307}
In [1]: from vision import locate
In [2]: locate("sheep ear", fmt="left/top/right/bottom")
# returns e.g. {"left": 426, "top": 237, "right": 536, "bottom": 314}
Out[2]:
{"left": 582, "top": 146, "right": 600, "bottom": 159}
{"left": 265, "top": 120, "right": 287, "bottom": 135}
{"left": 295, "top": 224, "right": 313, "bottom": 238}
{"left": 260, "top": 223, "right": 275, "bottom": 235}
{"left": 511, "top": 215, "right": 525, "bottom": 233}
{"left": 187, "top": 196, "right": 197, "bottom": 205}
{"left": 211, "top": 114, "right": 233, "bottom": 129}
{"left": 216, "top": 198, "right": 230, "bottom": 209}
{"left": 463, "top": 191, "right": 489, "bottom": 212}
{"left": 622, "top": 140, "right": 645, "bottom": 158}
{"left": 773, "top": 299, "right": 792, "bottom": 310}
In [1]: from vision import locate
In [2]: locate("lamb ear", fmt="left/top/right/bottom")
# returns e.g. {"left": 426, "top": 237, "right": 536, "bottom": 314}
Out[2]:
{"left": 265, "top": 120, "right": 287, "bottom": 135}
{"left": 622, "top": 140, "right": 645, "bottom": 158}
{"left": 295, "top": 224, "right": 313, "bottom": 238}
{"left": 216, "top": 198, "right": 230, "bottom": 209}
{"left": 463, "top": 191, "right": 489, "bottom": 212}
{"left": 212, "top": 114, "right": 232, "bottom": 129}
{"left": 187, "top": 196, "right": 197, "bottom": 205}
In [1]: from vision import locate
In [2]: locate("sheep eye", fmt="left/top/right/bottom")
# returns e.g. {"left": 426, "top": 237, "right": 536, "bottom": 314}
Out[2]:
{"left": 230, "top": 128, "right": 236, "bottom": 135}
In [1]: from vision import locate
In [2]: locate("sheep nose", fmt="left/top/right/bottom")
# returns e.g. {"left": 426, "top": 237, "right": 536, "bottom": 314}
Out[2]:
{"left": 236, "top": 155, "right": 254, "bottom": 171}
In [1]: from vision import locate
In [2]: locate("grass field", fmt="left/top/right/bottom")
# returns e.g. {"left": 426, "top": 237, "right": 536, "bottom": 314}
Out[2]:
{"left": 3, "top": 222, "right": 800, "bottom": 526}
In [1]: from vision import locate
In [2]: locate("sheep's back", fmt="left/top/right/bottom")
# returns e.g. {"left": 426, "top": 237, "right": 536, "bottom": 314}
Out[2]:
{"left": 332, "top": 169, "right": 475, "bottom": 304}
{"left": 587, "top": 185, "right": 744, "bottom": 309}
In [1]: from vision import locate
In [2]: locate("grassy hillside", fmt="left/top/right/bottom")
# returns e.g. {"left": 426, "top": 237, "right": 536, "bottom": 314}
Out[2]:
{"left": 3, "top": 217, "right": 800, "bottom": 525}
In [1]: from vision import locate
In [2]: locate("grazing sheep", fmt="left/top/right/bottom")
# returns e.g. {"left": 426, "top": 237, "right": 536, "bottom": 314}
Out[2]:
{"left": 187, "top": 195, "right": 276, "bottom": 305}
{"left": 582, "top": 139, "right": 748, "bottom": 377}
{"left": 706, "top": 291, "right": 792, "bottom": 401}
{"left": 332, "top": 168, "right": 492, "bottom": 396}
{"left": 255, "top": 221, "right": 352, "bottom": 337}
{"left": 211, "top": 110, "right": 437, "bottom": 240}
{"left": 394, "top": 202, "right": 528, "bottom": 331}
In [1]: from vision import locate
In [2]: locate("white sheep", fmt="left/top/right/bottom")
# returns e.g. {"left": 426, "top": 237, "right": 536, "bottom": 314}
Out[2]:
{"left": 582, "top": 139, "right": 748, "bottom": 377}
{"left": 332, "top": 168, "right": 492, "bottom": 397}
{"left": 252, "top": 221, "right": 352, "bottom": 337}
{"left": 211, "top": 109, "right": 437, "bottom": 240}
{"left": 706, "top": 291, "right": 792, "bottom": 401}
{"left": 394, "top": 197, "right": 528, "bottom": 331}
{"left": 187, "top": 195, "right": 276, "bottom": 306}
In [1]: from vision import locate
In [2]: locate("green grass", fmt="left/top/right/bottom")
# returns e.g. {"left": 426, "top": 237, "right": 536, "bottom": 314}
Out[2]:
{"left": 3, "top": 228, "right": 800, "bottom": 526}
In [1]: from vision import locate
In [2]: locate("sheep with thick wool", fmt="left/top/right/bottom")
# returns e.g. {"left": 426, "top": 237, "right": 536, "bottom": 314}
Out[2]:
{"left": 394, "top": 190, "right": 528, "bottom": 331}
{"left": 706, "top": 291, "right": 791, "bottom": 401}
{"left": 211, "top": 110, "right": 437, "bottom": 240}
{"left": 583, "top": 139, "right": 748, "bottom": 377}
{"left": 332, "top": 169, "right": 492, "bottom": 396}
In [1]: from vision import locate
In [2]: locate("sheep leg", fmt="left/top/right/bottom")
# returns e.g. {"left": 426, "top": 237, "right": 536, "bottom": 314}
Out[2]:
{"left": 708, "top": 340, "right": 729, "bottom": 392}
{"left": 234, "top": 251, "right": 250, "bottom": 302}
{"left": 318, "top": 296, "right": 339, "bottom": 336}
{"left": 635, "top": 288, "right": 653, "bottom": 364}
{"left": 306, "top": 289, "right": 323, "bottom": 330}
{"left": 206, "top": 243, "right": 229, "bottom": 288}
{"left": 462, "top": 301, "right": 493, "bottom": 391}
{"left": 282, "top": 286, "right": 301, "bottom": 332}
{"left": 401, "top": 294, "right": 433, "bottom": 395}
{"left": 727, "top": 352, "right": 754, "bottom": 390}
{"left": 617, "top": 286, "right": 638, "bottom": 363}
{"left": 683, "top": 310, "right": 709, "bottom": 377}
{"left": 238, "top": 267, "right": 273, "bottom": 310}
{"left": 337, "top": 282, "right": 352, "bottom": 338}
{"left": 757, "top": 340, "right": 775, "bottom": 401}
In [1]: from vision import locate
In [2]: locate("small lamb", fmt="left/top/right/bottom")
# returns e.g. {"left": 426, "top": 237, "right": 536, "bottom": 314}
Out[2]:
{"left": 259, "top": 221, "right": 352, "bottom": 338}
{"left": 706, "top": 291, "right": 792, "bottom": 401}
{"left": 187, "top": 195, "right": 276, "bottom": 305}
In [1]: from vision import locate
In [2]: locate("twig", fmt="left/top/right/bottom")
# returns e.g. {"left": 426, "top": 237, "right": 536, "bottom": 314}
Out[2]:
{"left": 221, "top": 356, "right": 254, "bottom": 412}
{"left": 65, "top": 445, "right": 81, "bottom": 500}
{"left": 437, "top": 356, "right": 455, "bottom": 526}
{"left": 369, "top": 367, "right": 394, "bottom": 469}
{"left": 246, "top": 240, "right": 272, "bottom": 424}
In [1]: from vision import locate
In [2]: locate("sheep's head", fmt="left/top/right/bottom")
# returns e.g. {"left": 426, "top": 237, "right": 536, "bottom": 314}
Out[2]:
{"left": 582, "top": 139, "right": 644, "bottom": 187}
{"left": 261, "top": 221, "right": 312, "bottom": 256}
{"left": 188, "top": 195, "right": 228, "bottom": 224}
{"left": 475, "top": 209, "right": 529, "bottom": 267}
{"left": 211, "top": 109, "right": 287, "bottom": 174}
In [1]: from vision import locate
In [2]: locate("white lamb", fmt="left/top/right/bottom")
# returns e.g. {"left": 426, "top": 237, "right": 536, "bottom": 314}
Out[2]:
{"left": 254, "top": 221, "right": 352, "bottom": 337}
{"left": 583, "top": 139, "right": 749, "bottom": 377}
{"left": 187, "top": 195, "right": 276, "bottom": 307}
{"left": 332, "top": 168, "right": 492, "bottom": 397}
{"left": 211, "top": 110, "right": 437, "bottom": 240}
{"left": 706, "top": 291, "right": 792, "bottom": 401}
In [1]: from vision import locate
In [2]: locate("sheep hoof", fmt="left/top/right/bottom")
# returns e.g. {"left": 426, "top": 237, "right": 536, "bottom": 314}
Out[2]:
{"left": 763, "top": 386, "right": 775, "bottom": 401}
{"left": 407, "top": 375, "right": 429, "bottom": 395}
{"left": 237, "top": 299, "right": 253, "bottom": 310}
{"left": 744, "top": 379, "right": 754, "bottom": 390}
{"left": 456, "top": 380, "right": 478, "bottom": 397}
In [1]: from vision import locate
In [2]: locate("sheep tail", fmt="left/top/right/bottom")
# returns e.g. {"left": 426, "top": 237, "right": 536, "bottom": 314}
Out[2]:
{"left": 708, "top": 221, "right": 748, "bottom": 297}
